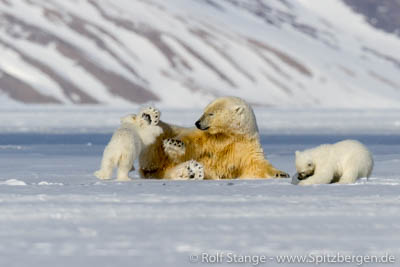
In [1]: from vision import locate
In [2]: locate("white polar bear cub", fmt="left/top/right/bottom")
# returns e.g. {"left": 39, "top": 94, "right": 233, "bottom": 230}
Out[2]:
{"left": 94, "top": 107, "right": 163, "bottom": 181}
{"left": 295, "top": 140, "right": 373, "bottom": 185}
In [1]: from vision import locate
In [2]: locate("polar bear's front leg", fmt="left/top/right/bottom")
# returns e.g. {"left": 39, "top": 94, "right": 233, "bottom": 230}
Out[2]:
{"left": 298, "top": 169, "right": 334, "bottom": 185}
{"left": 270, "top": 168, "right": 290, "bottom": 178}
{"left": 165, "top": 160, "right": 204, "bottom": 180}
{"left": 139, "top": 106, "right": 160, "bottom": 126}
{"left": 163, "top": 138, "right": 186, "bottom": 163}
{"left": 336, "top": 169, "right": 359, "bottom": 184}
{"left": 239, "top": 159, "right": 290, "bottom": 179}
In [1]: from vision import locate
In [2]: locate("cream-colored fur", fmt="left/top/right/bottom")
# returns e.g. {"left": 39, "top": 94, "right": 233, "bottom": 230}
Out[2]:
{"left": 295, "top": 140, "right": 374, "bottom": 185}
{"left": 95, "top": 108, "right": 163, "bottom": 181}
{"left": 139, "top": 96, "right": 289, "bottom": 179}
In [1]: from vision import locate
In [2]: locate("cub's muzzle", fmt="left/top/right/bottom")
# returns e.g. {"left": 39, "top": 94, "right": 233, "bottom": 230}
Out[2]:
{"left": 297, "top": 170, "right": 314, "bottom": 180}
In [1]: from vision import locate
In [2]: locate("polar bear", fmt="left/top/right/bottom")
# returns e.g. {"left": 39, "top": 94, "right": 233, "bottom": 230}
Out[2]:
{"left": 94, "top": 107, "right": 163, "bottom": 181}
{"left": 139, "top": 96, "right": 289, "bottom": 179}
{"left": 294, "top": 140, "right": 373, "bottom": 185}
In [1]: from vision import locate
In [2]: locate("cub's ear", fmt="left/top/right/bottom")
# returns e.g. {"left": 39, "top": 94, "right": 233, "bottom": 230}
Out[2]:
{"left": 295, "top": 150, "right": 300, "bottom": 156}
{"left": 234, "top": 105, "right": 245, "bottom": 115}
{"left": 120, "top": 116, "right": 126, "bottom": 123}
{"left": 120, "top": 114, "right": 135, "bottom": 123}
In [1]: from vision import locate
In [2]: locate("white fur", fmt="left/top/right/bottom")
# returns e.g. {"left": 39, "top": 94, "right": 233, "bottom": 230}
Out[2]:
{"left": 295, "top": 140, "right": 373, "bottom": 185}
{"left": 204, "top": 96, "right": 259, "bottom": 138}
{"left": 164, "top": 160, "right": 204, "bottom": 180}
{"left": 94, "top": 114, "right": 163, "bottom": 181}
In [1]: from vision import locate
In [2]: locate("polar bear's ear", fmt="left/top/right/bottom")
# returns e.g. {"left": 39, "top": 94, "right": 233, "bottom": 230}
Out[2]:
{"left": 295, "top": 150, "right": 300, "bottom": 156}
{"left": 234, "top": 105, "right": 245, "bottom": 115}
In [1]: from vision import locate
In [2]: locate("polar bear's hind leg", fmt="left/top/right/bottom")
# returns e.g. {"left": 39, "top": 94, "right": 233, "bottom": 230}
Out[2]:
{"left": 165, "top": 160, "right": 204, "bottom": 180}
{"left": 94, "top": 152, "right": 115, "bottom": 180}
{"left": 116, "top": 153, "right": 133, "bottom": 181}
{"left": 186, "top": 160, "right": 204, "bottom": 180}
{"left": 337, "top": 169, "right": 359, "bottom": 184}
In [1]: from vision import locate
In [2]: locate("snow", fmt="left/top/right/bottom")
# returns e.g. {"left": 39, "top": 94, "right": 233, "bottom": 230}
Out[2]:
{"left": 2, "top": 0, "right": 400, "bottom": 107}
{"left": 0, "top": 108, "right": 399, "bottom": 266}
{"left": 0, "top": 179, "right": 26, "bottom": 186}
{"left": 0, "top": 47, "right": 69, "bottom": 102}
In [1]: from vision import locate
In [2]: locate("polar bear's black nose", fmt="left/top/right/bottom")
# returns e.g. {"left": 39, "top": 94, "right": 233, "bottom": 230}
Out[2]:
{"left": 195, "top": 120, "right": 201, "bottom": 129}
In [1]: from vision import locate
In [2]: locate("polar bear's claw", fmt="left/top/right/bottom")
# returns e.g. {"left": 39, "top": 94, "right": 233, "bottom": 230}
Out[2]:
{"left": 140, "top": 106, "right": 161, "bottom": 125}
{"left": 167, "top": 160, "right": 204, "bottom": 180}
{"left": 183, "top": 160, "right": 204, "bottom": 180}
{"left": 275, "top": 171, "right": 290, "bottom": 178}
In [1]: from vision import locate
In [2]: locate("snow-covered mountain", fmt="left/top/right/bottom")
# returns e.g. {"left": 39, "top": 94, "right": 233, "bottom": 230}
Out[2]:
{"left": 1, "top": 0, "right": 400, "bottom": 108}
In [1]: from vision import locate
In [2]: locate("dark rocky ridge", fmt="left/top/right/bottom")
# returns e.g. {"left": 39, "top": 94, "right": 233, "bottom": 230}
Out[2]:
{"left": 343, "top": 0, "right": 400, "bottom": 36}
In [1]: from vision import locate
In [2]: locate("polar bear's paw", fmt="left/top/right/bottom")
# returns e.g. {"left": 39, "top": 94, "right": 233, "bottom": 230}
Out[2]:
{"left": 116, "top": 176, "right": 132, "bottom": 182}
{"left": 274, "top": 170, "right": 290, "bottom": 178}
{"left": 94, "top": 170, "right": 112, "bottom": 180}
{"left": 186, "top": 160, "right": 204, "bottom": 180}
{"left": 181, "top": 160, "right": 204, "bottom": 180}
{"left": 163, "top": 138, "right": 186, "bottom": 159}
{"left": 298, "top": 179, "right": 314, "bottom": 186}
{"left": 140, "top": 106, "right": 160, "bottom": 125}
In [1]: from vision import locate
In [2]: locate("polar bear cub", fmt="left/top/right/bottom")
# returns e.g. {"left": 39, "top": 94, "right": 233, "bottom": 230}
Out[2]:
{"left": 295, "top": 140, "right": 373, "bottom": 185}
{"left": 94, "top": 107, "right": 163, "bottom": 181}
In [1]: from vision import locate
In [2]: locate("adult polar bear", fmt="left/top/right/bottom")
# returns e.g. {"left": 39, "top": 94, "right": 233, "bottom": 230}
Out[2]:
{"left": 139, "top": 96, "right": 289, "bottom": 180}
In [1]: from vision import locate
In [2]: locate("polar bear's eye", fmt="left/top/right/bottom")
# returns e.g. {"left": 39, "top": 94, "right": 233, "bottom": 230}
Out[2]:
{"left": 307, "top": 163, "right": 312, "bottom": 167}
{"left": 208, "top": 113, "right": 214, "bottom": 117}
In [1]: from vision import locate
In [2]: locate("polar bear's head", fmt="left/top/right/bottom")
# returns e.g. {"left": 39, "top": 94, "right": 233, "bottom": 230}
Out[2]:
{"left": 295, "top": 150, "right": 315, "bottom": 180}
{"left": 195, "top": 96, "right": 259, "bottom": 136}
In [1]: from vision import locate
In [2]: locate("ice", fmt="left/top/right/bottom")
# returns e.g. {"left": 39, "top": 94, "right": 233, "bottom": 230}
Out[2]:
{"left": 0, "top": 179, "right": 27, "bottom": 186}
{"left": 0, "top": 108, "right": 399, "bottom": 266}
{"left": 37, "top": 181, "right": 64, "bottom": 186}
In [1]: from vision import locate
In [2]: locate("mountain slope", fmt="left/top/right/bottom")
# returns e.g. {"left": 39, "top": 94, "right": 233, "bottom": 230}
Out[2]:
{"left": 0, "top": 0, "right": 400, "bottom": 108}
{"left": 344, "top": 0, "right": 400, "bottom": 36}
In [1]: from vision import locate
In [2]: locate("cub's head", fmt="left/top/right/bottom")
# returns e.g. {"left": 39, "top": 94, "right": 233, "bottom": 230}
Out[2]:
{"left": 295, "top": 150, "right": 315, "bottom": 180}
{"left": 195, "top": 96, "right": 259, "bottom": 136}
{"left": 120, "top": 113, "right": 150, "bottom": 127}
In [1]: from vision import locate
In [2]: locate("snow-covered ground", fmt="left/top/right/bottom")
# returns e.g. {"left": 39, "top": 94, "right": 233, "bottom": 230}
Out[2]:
{"left": 0, "top": 108, "right": 399, "bottom": 267}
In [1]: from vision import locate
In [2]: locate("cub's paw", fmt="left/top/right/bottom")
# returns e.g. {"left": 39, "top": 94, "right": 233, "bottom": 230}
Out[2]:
{"left": 274, "top": 170, "right": 290, "bottom": 178}
{"left": 140, "top": 106, "right": 160, "bottom": 125}
{"left": 163, "top": 138, "right": 185, "bottom": 158}
{"left": 181, "top": 160, "right": 204, "bottom": 180}
{"left": 298, "top": 179, "right": 313, "bottom": 186}
{"left": 116, "top": 176, "right": 132, "bottom": 182}
{"left": 94, "top": 170, "right": 112, "bottom": 180}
